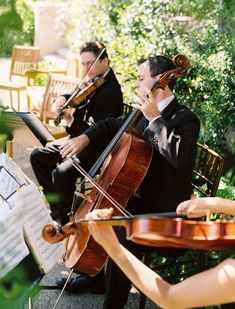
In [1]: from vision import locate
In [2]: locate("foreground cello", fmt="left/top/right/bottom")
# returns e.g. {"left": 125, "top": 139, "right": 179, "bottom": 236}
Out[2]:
{"left": 43, "top": 54, "right": 190, "bottom": 276}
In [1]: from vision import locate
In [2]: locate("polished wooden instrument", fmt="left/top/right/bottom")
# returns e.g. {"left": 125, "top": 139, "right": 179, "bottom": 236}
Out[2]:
{"left": 43, "top": 55, "right": 191, "bottom": 276}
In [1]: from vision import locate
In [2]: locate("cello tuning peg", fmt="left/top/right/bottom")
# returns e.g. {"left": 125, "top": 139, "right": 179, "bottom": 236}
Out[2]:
{"left": 76, "top": 192, "right": 93, "bottom": 203}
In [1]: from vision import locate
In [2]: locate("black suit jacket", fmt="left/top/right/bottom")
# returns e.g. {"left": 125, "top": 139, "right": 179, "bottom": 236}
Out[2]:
{"left": 66, "top": 68, "right": 123, "bottom": 138}
{"left": 85, "top": 98, "right": 200, "bottom": 214}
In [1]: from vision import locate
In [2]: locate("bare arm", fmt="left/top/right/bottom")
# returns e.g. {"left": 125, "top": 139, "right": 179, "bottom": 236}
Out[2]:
{"left": 177, "top": 197, "right": 235, "bottom": 217}
{"left": 86, "top": 208, "right": 235, "bottom": 308}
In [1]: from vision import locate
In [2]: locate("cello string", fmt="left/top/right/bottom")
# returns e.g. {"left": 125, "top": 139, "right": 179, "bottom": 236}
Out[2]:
{"left": 71, "top": 158, "right": 132, "bottom": 217}
{"left": 70, "top": 158, "right": 133, "bottom": 217}
{"left": 68, "top": 55, "right": 190, "bottom": 219}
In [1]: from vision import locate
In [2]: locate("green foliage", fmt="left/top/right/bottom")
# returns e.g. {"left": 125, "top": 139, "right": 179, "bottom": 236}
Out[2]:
{"left": 0, "top": 0, "right": 34, "bottom": 56}
{"left": 61, "top": 0, "right": 234, "bottom": 152}
{"left": 0, "top": 112, "right": 13, "bottom": 141}
{"left": 0, "top": 267, "right": 33, "bottom": 309}
{"left": 217, "top": 170, "right": 235, "bottom": 199}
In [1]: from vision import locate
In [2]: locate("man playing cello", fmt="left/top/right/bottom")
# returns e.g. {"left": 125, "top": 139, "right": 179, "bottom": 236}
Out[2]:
{"left": 56, "top": 54, "right": 200, "bottom": 308}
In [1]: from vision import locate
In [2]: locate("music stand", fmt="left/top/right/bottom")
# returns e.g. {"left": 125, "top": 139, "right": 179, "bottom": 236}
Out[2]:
{"left": 2, "top": 111, "right": 55, "bottom": 147}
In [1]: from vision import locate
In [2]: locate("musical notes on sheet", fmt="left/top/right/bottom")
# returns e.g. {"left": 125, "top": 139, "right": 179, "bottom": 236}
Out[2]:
{"left": 0, "top": 166, "right": 21, "bottom": 200}
{"left": 0, "top": 154, "right": 65, "bottom": 276}
{"left": 0, "top": 207, "right": 29, "bottom": 279}
{"left": 17, "top": 184, "right": 65, "bottom": 273}
{"left": 0, "top": 153, "right": 27, "bottom": 186}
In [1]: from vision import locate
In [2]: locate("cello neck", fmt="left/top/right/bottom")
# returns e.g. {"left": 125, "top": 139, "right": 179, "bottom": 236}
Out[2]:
{"left": 88, "top": 108, "right": 140, "bottom": 177}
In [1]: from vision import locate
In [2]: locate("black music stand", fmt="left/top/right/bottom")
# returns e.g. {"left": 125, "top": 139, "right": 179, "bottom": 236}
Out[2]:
{"left": 2, "top": 111, "right": 55, "bottom": 147}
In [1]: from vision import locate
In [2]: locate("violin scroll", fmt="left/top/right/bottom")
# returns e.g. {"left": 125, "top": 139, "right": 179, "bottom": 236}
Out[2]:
{"left": 42, "top": 224, "right": 62, "bottom": 243}
{"left": 42, "top": 221, "right": 86, "bottom": 243}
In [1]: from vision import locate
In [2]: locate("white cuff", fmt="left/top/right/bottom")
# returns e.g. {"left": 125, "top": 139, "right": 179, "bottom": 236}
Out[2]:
{"left": 148, "top": 115, "right": 161, "bottom": 126}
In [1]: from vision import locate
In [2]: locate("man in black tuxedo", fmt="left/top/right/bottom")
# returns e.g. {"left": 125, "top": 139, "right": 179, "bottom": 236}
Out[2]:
{"left": 30, "top": 41, "right": 123, "bottom": 224}
{"left": 56, "top": 54, "right": 200, "bottom": 308}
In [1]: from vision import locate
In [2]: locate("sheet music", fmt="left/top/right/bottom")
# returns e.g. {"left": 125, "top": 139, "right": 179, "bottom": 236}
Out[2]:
{"left": 0, "top": 207, "right": 29, "bottom": 279}
{"left": 0, "top": 166, "right": 20, "bottom": 200}
{"left": 0, "top": 153, "right": 27, "bottom": 186}
{"left": 0, "top": 200, "right": 11, "bottom": 218}
{"left": 10, "top": 184, "right": 65, "bottom": 273}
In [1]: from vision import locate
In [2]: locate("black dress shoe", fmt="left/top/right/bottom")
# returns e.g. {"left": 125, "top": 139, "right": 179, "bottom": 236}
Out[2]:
{"left": 55, "top": 274, "right": 105, "bottom": 294}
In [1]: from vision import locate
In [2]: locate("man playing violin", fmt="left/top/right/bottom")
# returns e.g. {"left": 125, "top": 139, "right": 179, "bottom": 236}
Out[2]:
{"left": 84, "top": 197, "right": 235, "bottom": 309}
{"left": 55, "top": 54, "right": 200, "bottom": 308}
{"left": 30, "top": 41, "right": 123, "bottom": 224}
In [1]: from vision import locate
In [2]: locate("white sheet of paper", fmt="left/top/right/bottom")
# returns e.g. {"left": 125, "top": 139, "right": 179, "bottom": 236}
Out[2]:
{"left": 0, "top": 207, "right": 29, "bottom": 279}
{"left": 0, "top": 166, "right": 20, "bottom": 200}
{"left": 9, "top": 184, "right": 65, "bottom": 273}
{"left": 0, "top": 200, "right": 11, "bottom": 219}
{"left": 0, "top": 153, "right": 27, "bottom": 186}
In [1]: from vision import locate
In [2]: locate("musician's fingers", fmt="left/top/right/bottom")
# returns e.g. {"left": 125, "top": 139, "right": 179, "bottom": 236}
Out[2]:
{"left": 144, "top": 87, "right": 151, "bottom": 99}
{"left": 52, "top": 96, "right": 66, "bottom": 112}
{"left": 86, "top": 212, "right": 100, "bottom": 220}
{"left": 133, "top": 94, "right": 142, "bottom": 102}
{"left": 86, "top": 208, "right": 113, "bottom": 220}
{"left": 186, "top": 211, "right": 207, "bottom": 218}
{"left": 145, "top": 87, "right": 155, "bottom": 101}
{"left": 60, "top": 143, "right": 74, "bottom": 158}
{"left": 176, "top": 200, "right": 190, "bottom": 214}
{"left": 177, "top": 201, "right": 207, "bottom": 218}
{"left": 132, "top": 103, "right": 143, "bottom": 110}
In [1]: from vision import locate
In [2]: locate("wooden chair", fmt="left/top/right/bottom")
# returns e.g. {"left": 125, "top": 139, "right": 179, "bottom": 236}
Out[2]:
{"left": 66, "top": 58, "right": 82, "bottom": 78}
{"left": 37, "top": 73, "right": 80, "bottom": 139}
{"left": 0, "top": 45, "right": 40, "bottom": 111}
{"left": 192, "top": 143, "right": 224, "bottom": 197}
{"left": 139, "top": 143, "right": 224, "bottom": 309}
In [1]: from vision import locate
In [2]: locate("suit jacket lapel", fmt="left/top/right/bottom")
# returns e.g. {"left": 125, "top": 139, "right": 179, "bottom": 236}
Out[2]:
{"left": 161, "top": 98, "right": 179, "bottom": 119}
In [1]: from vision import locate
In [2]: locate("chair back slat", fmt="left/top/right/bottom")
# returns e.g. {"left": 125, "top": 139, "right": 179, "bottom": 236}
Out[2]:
{"left": 10, "top": 45, "right": 40, "bottom": 79}
{"left": 40, "top": 74, "right": 80, "bottom": 123}
{"left": 193, "top": 143, "right": 224, "bottom": 197}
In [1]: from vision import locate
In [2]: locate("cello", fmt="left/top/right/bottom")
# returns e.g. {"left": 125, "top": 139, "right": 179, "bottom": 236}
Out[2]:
{"left": 44, "top": 54, "right": 191, "bottom": 276}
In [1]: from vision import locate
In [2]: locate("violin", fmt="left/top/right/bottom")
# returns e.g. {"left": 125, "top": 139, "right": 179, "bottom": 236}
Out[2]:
{"left": 54, "top": 48, "right": 106, "bottom": 126}
{"left": 70, "top": 77, "right": 104, "bottom": 106}
{"left": 54, "top": 77, "right": 105, "bottom": 126}
{"left": 42, "top": 214, "right": 235, "bottom": 250}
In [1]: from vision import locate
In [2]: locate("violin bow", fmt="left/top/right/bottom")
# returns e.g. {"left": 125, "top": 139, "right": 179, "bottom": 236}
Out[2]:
{"left": 54, "top": 47, "right": 106, "bottom": 125}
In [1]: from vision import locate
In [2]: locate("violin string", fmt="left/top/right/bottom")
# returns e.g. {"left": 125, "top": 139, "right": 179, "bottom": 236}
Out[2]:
{"left": 70, "top": 158, "right": 133, "bottom": 217}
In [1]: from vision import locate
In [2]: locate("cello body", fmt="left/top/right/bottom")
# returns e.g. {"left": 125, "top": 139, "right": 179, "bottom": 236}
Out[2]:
{"left": 64, "top": 132, "right": 153, "bottom": 275}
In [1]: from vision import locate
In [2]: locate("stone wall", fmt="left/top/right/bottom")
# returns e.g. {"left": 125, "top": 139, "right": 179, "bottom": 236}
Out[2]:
{"left": 33, "top": 2, "right": 68, "bottom": 57}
